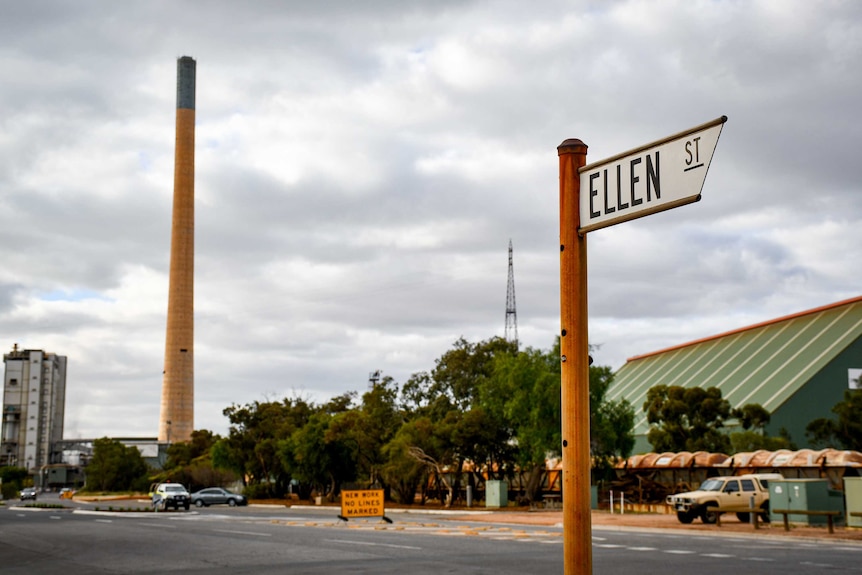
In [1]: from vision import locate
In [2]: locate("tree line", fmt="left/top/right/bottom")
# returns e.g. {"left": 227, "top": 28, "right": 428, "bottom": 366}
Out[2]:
{"left": 642, "top": 380, "right": 862, "bottom": 455}
{"left": 77, "top": 339, "right": 861, "bottom": 502}
{"left": 82, "top": 336, "right": 634, "bottom": 504}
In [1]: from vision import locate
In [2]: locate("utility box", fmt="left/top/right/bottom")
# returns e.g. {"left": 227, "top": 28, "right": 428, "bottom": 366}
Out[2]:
{"left": 485, "top": 480, "right": 508, "bottom": 508}
{"left": 769, "top": 479, "right": 842, "bottom": 525}
{"left": 845, "top": 477, "right": 862, "bottom": 528}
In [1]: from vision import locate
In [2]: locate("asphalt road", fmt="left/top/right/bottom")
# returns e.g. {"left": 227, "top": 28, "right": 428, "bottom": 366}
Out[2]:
{"left": 2, "top": 495, "right": 860, "bottom": 574}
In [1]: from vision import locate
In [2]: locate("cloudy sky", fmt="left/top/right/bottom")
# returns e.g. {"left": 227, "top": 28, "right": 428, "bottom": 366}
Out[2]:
{"left": 2, "top": 1, "right": 860, "bottom": 439}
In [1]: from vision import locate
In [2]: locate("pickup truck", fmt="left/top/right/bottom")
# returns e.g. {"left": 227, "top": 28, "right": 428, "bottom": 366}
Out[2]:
{"left": 151, "top": 482, "right": 191, "bottom": 511}
{"left": 666, "top": 473, "right": 782, "bottom": 524}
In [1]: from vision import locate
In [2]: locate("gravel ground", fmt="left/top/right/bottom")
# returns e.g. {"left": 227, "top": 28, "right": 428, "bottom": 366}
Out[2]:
{"left": 447, "top": 509, "right": 862, "bottom": 542}
{"left": 74, "top": 496, "right": 862, "bottom": 542}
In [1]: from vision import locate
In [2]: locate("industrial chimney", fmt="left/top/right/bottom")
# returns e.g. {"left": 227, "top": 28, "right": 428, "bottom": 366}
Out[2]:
{"left": 159, "top": 56, "right": 196, "bottom": 443}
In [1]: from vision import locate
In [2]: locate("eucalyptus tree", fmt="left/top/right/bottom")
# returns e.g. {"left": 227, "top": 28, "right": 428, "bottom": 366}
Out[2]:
{"left": 807, "top": 389, "right": 862, "bottom": 451}
{"left": 85, "top": 437, "right": 149, "bottom": 492}
{"left": 643, "top": 385, "right": 732, "bottom": 453}
{"left": 218, "top": 397, "right": 314, "bottom": 497}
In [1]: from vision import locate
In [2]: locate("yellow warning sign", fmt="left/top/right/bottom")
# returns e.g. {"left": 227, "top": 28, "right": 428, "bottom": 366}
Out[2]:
{"left": 340, "top": 489, "right": 385, "bottom": 518}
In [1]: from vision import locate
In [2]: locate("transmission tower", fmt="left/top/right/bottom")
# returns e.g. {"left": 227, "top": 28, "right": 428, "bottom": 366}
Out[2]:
{"left": 505, "top": 239, "right": 519, "bottom": 349}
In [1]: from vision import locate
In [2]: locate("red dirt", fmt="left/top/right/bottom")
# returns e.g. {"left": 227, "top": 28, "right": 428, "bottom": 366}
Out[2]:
{"left": 454, "top": 509, "right": 862, "bottom": 542}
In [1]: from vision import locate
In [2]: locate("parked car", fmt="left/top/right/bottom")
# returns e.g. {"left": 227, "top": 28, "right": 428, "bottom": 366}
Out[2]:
{"left": 20, "top": 487, "right": 38, "bottom": 501}
{"left": 666, "top": 473, "right": 782, "bottom": 524}
{"left": 151, "top": 483, "right": 191, "bottom": 511}
{"left": 190, "top": 487, "right": 247, "bottom": 507}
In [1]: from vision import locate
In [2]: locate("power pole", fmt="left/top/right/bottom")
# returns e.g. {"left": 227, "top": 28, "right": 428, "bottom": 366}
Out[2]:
{"left": 505, "top": 239, "right": 519, "bottom": 350}
{"left": 368, "top": 370, "right": 381, "bottom": 389}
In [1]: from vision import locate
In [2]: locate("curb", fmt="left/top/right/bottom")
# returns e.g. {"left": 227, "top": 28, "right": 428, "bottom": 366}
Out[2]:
{"left": 288, "top": 504, "right": 493, "bottom": 516}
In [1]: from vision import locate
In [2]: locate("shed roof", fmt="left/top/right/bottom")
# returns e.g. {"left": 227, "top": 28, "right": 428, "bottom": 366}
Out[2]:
{"left": 607, "top": 296, "right": 862, "bottom": 435}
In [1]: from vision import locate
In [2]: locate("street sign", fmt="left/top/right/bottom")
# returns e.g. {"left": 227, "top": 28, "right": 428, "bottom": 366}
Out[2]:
{"left": 340, "top": 489, "right": 385, "bottom": 518}
{"left": 578, "top": 116, "right": 727, "bottom": 233}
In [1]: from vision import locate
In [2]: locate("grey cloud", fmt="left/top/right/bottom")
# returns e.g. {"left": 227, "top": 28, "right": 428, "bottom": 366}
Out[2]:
{"left": 1, "top": 0, "right": 859, "bottom": 436}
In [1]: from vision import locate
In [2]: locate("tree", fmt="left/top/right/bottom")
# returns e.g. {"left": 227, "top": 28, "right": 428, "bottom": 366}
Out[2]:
{"left": 730, "top": 428, "right": 795, "bottom": 453}
{"left": 728, "top": 403, "right": 794, "bottom": 453}
{"left": 280, "top": 410, "right": 356, "bottom": 500}
{"left": 379, "top": 418, "right": 429, "bottom": 504}
{"left": 220, "top": 397, "right": 314, "bottom": 497}
{"left": 341, "top": 377, "right": 403, "bottom": 487}
{"left": 589, "top": 364, "right": 635, "bottom": 478}
{"left": 806, "top": 389, "right": 862, "bottom": 450}
{"left": 428, "top": 337, "right": 518, "bottom": 413}
{"left": 158, "top": 429, "right": 238, "bottom": 492}
{"left": 479, "top": 345, "right": 559, "bottom": 502}
{"left": 0, "top": 466, "right": 29, "bottom": 500}
{"left": 85, "top": 437, "right": 149, "bottom": 492}
{"left": 396, "top": 337, "right": 519, "bottom": 504}
{"left": 643, "top": 385, "right": 733, "bottom": 453}
{"left": 732, "top": 404, "right": 771, "bottom": 431}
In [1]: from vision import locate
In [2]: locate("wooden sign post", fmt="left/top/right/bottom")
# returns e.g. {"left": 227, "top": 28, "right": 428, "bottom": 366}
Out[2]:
{"left": 558, "top": 117, "right": 726, "bottom": 575}
{"left": 558, "top": 139, "right": 591, "bottom": 574}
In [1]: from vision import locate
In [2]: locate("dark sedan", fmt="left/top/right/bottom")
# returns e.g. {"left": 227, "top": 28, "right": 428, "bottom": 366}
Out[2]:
{"left": 190, "top": 487, "right": 247, "bottom": 507}
{"left": 20, "top": 487, "right": 38, "bottom": 501}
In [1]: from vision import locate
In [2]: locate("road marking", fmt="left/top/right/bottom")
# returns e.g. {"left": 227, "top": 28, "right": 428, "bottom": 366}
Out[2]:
{"left": 628, "top": 547, "right": 657, "bottom": 551}
{"left": 213, "top": 529, "right": 272, "bottom": 537}
{"left": 325, "top": 539, "right": 421, "bottom": 550}
{"left": 663, "top": 550, "right": 695, "bottom": 555}
{"left": 50, "top": 516, "right": 62, "bottom": 520}
{"left": 95, "top": 519, "right": 113, "bottom": 524}
{"left": 702, "top": 553, "right": 734, "bottom": 558}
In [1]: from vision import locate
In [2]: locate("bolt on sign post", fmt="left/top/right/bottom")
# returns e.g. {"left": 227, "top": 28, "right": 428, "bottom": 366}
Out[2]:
{"left": 558, "top": 117, "right": 726, "bottom": 575}
{"left": 339, "top": 489, "right": 391, "bottom": 523}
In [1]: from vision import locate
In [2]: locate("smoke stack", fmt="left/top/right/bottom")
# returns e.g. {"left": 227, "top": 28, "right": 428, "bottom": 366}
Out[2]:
{"left": 159, "top": 56, "right": 196, "bottom": 443}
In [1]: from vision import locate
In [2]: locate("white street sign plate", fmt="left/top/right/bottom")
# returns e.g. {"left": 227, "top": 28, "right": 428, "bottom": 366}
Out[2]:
{"left": 578, "top": 116, "right": 727, "bottom": 233}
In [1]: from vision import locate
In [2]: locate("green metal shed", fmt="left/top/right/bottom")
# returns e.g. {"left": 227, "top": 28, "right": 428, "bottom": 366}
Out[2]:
{"left": 606, "top": 296, "right": 862, "bottom": 453}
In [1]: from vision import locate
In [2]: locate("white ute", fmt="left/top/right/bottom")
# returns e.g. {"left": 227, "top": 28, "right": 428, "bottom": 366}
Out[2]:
{"left": 666, "top": 473, "right": 782, "bottom": 524}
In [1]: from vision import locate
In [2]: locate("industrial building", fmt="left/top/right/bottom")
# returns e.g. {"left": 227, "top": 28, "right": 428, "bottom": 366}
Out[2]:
{"left": 1, "top": 345, "right": 67, "bottom": 472}
{"left": 607, "top": 296, "right": 862, "bottom": 453}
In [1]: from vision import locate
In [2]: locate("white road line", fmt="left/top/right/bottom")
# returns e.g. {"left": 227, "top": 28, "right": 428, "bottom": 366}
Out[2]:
{"left": 663, "top": 550, "right": 695, "bottom": 555}
{"left": 213, "top": 529, "right": 272, "bottom": 537}
{"left": 745, "top": 557, "right": 774, "bottom": 562}
{"left": 325, "top": 539, "right": 421, "bottom": 550}
{"left": 702, "top": 553, "right": 734, "bottom": 558}
{"left": 95, "top": 519, "right": 113, "bottom": 524}
{"left": 628, "top": 547, "right": 657, "bottom": 551}
{"left": 595, "top": 544, "right": 624, "bottom": 548}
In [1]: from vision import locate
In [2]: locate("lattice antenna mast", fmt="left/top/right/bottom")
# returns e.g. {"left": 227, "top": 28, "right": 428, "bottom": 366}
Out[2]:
{"left": 505, "top": 239, "right": 519, "bottom": 350}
